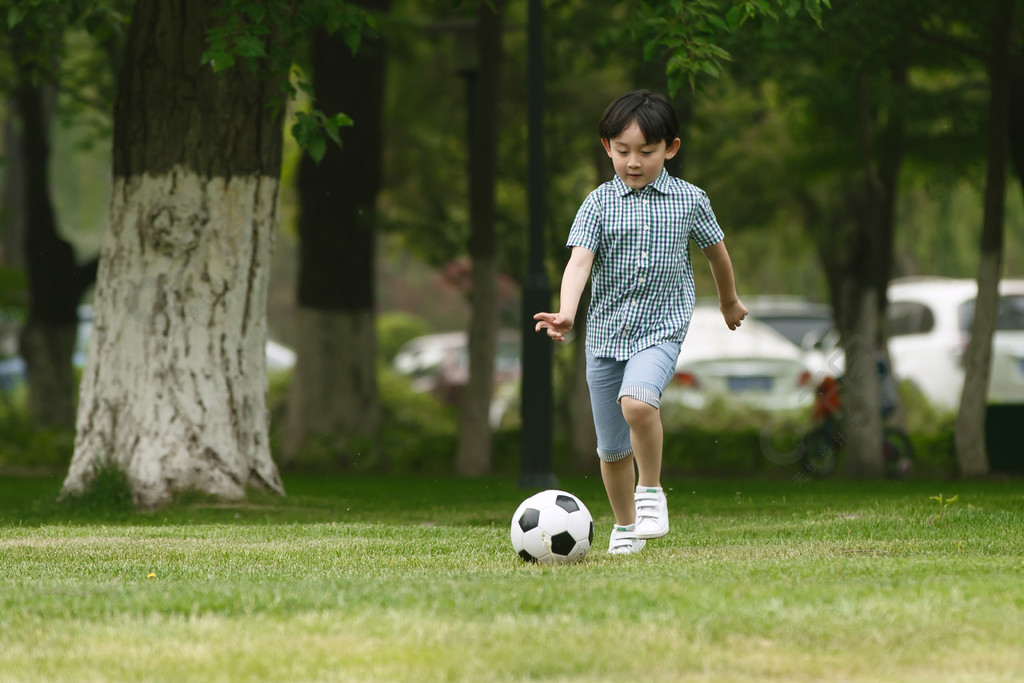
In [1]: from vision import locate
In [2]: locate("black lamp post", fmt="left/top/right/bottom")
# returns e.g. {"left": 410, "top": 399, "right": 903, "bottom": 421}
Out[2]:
{"left": 519, "top": 0, "right": 557, "bottom": 489}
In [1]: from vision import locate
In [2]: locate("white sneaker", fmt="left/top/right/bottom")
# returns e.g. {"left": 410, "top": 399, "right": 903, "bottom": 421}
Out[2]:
{"left": 608, "top": 524, "right": 646, "bottom": 554}
{"left": 634, "top": 487, "right": 669, "bottom": 539}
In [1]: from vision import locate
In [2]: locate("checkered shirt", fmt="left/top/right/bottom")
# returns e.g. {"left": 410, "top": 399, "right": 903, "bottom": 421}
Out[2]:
{"left": 567, "top": 169, "right": 725, "bottom": 361}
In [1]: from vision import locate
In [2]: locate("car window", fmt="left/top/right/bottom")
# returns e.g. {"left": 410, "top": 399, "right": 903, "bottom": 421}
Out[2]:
{"left": 888, "top": 301, "right": 935, "bottom": 336}
{"left": 755, "top": 315, "right": 833, "bottom": 347}
{"left": 959, "top": 296, "right": 1024, "bottom": 332}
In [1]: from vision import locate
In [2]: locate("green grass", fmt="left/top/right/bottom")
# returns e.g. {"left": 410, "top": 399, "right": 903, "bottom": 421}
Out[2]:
{"left": 2, "top": 474, "right": 1023, "bottom": 682}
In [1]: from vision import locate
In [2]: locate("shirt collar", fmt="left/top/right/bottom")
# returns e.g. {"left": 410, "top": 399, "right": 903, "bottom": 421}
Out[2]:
{"left": 611, "top": 168, "right": 673, "bottom": 197}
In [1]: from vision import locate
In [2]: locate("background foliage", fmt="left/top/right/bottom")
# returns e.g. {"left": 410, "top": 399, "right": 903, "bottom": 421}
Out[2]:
{"left": 1, "top": 0, "right": 1022, "bottom": 475}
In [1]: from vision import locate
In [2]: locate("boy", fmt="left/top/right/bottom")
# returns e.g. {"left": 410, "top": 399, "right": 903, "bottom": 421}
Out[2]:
{"left": 534, "top": 90, "right": 747, "bottom": 554}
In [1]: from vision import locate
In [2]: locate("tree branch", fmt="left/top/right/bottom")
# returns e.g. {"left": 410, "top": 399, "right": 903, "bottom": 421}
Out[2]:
{"left": 912, "top": 28, "right": 991, "bottom": 63}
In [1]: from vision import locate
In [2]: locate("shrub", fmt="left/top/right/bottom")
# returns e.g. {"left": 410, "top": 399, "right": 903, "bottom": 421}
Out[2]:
{"left": 375, "top": 364, "right": 458, "bottom": 472}
{"left": 377, "top": 311, "right": 432, "bottom": 363}
{"left": 0, "top": 389, "right": 75, "bottom": 471}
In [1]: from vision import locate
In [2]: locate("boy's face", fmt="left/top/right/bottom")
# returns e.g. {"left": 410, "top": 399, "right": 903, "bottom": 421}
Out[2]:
{"left": 601, "top": 120, "right": 681, "bottom": 191}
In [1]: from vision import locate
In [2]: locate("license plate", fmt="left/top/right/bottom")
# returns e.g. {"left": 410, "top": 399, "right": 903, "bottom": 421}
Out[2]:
{"left": 728, "top": 376, "right": 773, "bottom": 392}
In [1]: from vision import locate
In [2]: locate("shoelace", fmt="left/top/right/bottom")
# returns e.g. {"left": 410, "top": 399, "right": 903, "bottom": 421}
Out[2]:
{"left": 635, "top": 492, "right": 661, "bottom": 523}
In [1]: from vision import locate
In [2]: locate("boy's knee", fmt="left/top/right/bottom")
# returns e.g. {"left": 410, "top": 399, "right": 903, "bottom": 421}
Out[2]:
{"left": 620, "top": 396, "right": 658, "bottom": 426}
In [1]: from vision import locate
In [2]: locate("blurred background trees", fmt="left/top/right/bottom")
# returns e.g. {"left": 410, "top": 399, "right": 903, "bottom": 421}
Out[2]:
{"left": 0, "top": 0, "right": 1022, "bottom": 491}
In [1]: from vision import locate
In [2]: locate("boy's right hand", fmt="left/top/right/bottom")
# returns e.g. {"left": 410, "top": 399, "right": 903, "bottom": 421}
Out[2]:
{"left": 533, "top": 312, "right": 574, "bottom": 342}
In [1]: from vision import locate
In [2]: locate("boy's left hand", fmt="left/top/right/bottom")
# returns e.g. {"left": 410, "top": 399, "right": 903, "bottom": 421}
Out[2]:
{"left": 721, "top": 300, "right": 749, "bottom": 331}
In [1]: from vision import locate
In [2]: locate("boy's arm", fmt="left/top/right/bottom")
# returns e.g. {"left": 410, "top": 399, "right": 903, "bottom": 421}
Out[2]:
{"left": 702, "top": 240, "right": 748, "bottom": 330}
{"left": 534, "top": 246, "right": 595, "bottom": 342}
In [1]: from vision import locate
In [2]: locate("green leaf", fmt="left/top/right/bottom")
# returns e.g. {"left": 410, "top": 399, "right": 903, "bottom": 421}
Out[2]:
{"left": 7, "top": 6, "right": 27, "bottom": 28}
{"left": 234, "top": 35, "right": 266, "bottom": 58}
{"left": 328, "top": 113, "right": 354, "bottom": 129}
{"left": 211, "top": 52, "right": 236, "bottom": 72}
{"left": 343, "top": 25, "right": 362, "bottom": 55}
{"left": 307, "top": 135, "right": 327, "bottom": 164}
{"left": 725, "top": 6, "right": 744, "bottom": 28}
{"left": 707, "top": 14, "right": 729, "bottom": 32}
{"left": 701, "top": 60, "right": 721, "bottom": 78}
{"left": 245, "top": 4, "right": 265, "bottom": 23}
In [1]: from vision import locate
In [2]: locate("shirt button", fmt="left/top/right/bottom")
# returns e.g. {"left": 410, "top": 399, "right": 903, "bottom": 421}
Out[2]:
{"left": 624, "top": 325, "right": 631, "bottom": 331}
{"left": 642, "top": 251, "right": 648, "bottom": 258}
{"left": 639, "top": 277, "right": 646, "bottom": 283}
{"left": 644, "top": 225, "right": 650, "bottom": 231}
{"left": 632, "top": 300, "right": 638, "bottom": 307}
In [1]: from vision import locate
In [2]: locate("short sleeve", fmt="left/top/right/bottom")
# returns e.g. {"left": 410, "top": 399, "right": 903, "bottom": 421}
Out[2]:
{"left": 689, "top": 191, "right": 725, "bottom": 249}
{"left": 566, "top": 191, "right": 602, "bottom": 253}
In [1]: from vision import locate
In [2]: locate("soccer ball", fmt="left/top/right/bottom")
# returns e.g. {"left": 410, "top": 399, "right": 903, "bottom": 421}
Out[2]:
{"left": 510, "top": 489, "right": 594, "bottom": 564}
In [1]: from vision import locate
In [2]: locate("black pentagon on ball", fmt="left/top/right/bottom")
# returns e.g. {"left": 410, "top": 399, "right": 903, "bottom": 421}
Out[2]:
{"left": 518, "top": 507, "right": 540, "bottom": 532}
{"left": 518, "top": 549, "right": 538, "bottom": 563}
{"left": 550, "top": 530, "right": 578, "bottom": 556}
{"left": 587, "top": 521, "right": 594, "bottom": 544}
{"left": 555, "top": 494, "right": 580, "bottom": 514}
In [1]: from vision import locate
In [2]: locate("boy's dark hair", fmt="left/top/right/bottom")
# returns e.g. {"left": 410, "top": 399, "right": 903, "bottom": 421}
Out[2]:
{"left": 598, "top": 90, "right": 679, "bottom": 145}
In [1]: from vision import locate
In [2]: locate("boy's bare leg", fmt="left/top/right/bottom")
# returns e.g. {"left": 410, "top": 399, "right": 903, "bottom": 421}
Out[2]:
{"left": 600, "top": 454, "right": 637, "bottom": 525}
{"left": 621, "top": 397, "right": 663, "bottom": 488}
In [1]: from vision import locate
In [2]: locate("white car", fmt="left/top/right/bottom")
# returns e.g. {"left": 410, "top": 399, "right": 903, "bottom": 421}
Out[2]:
{"left": 392, "top": 330, "right": 522, "bottom": 427}
{"left": 887, "top": 276, "right": 1024, "bottom": 409}
{"left": 664, "top": 307, "right": 815, "bottom": 411}
{"left": 741, "top": 296, "right": 833, "bottom": 348}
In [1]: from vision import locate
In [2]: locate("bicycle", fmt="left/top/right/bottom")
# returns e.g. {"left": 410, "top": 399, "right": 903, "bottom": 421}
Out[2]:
{"left": 798, "top": 374, "right": 915, "bottom": 479}
{"left": 799, "top": 415, "right": 914, "bottom": 479}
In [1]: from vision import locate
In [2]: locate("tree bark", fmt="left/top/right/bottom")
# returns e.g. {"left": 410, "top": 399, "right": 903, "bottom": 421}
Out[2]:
{"left": 455, "top": 1, "right": 503, "bottom": 476}
{"left": 1, "top": 113, "right": 26, "bottom": 270}
{"left": 569, "top": 285, "right": 597, "bottom": 472}
{"left": 955, "top": 0, "right": 1014, "bottom": 477}
{"left": 62, "top": 0, "right": 285, "bottom": 508}
{"left": 284, "top": 308, "right": 378, "bottom": 468}
{"left": 836, "top": 281, "right": 883, "bottom": 478}
{"left": 833, "top": 74, "right": 888, "bottom": 478}
{"left": 1009, "top": 49, "right": 1024, "bottom": 201}
{"left": 565, "top": 144, "right": 609, "bottom": 473}
{"left": 283, "top": 3, "right": 388, "bottom": 468}
{"left": 11, "top": 30, "right": 98, "bottom": 428}
{"left": 875, "top": 58, "right": 907, "bottom": 335}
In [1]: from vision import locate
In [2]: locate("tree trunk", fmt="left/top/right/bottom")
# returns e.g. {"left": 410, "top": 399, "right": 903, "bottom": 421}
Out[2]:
{"left": 565, "top": 143, "right": 608, "bottom": 473}
{"left": 1, "top": 113, "right": 26, "bottom": 270}
{"left": 837, "top": 282, "right": 883, "bottom": 478}
{"left": 833, "top": 74, "right": 888, "bottom": 478}
{"left": 284, "top": 308, "right": 378, "bottom": 468}
{"left": 955, "top": 0, "right": 1014, "bottom": 477}
{"left": 875, "top": 58, "right": 907, "bottom": 335}
{"left": 455, "top": 1, "right": 503, "bottom": 476}
{"left": 1008, "top": 49, "right": 1024, "bottom": 201}
{"left": 283, "top": 4, "right": 388, "bottom": 468}
{"left": 11, "top": 31, "right": 98, "bottom": 428}
{"left": 569, "top": 285, "right": 597, "bottom": 472}
{"left": 62, "top": 0, "right": 285, "bottom": 508}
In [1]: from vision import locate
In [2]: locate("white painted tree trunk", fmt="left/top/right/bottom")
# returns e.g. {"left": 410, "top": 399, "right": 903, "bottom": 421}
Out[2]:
{"left": 838, "top": 282, "right": 884, "bottom": 479}
{"left": 62, "top": 169, "right": 284, "bottom": 508}
{"left": 282, "top": 308, "right": 379, "bottom": 467}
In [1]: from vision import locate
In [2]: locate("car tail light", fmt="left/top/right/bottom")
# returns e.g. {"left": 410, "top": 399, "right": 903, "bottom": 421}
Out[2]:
{"left": 674, "top": 371, "right": 699, "bottom": 388}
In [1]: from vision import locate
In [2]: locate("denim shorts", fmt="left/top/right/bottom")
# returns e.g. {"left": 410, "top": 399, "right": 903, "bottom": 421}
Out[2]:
{"left": 585, "top": 341, "right": 682, "bottom": 462}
